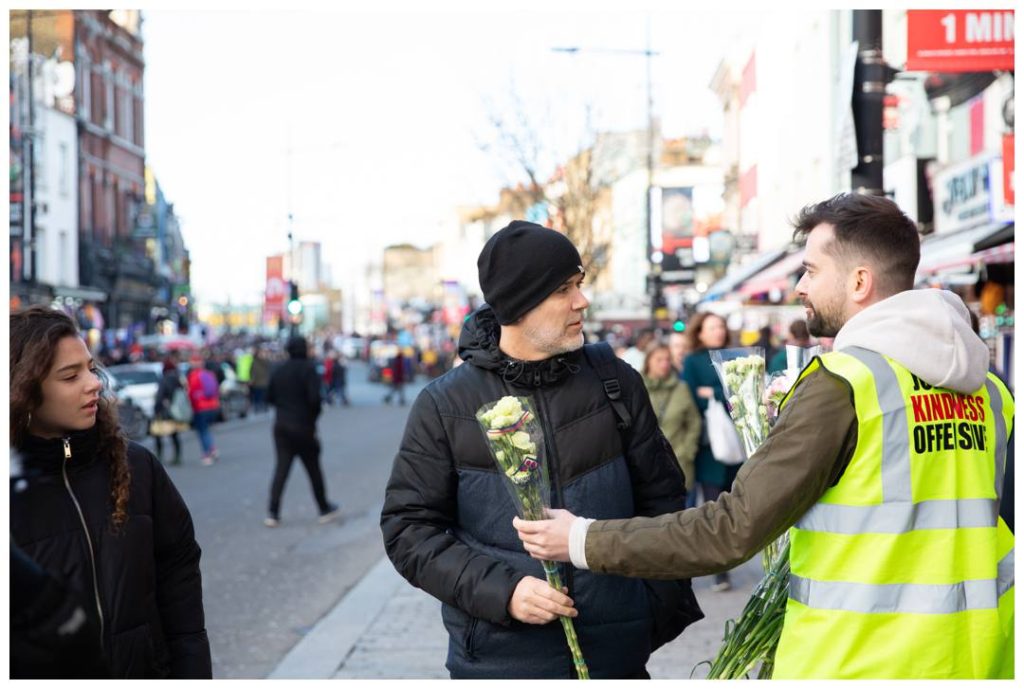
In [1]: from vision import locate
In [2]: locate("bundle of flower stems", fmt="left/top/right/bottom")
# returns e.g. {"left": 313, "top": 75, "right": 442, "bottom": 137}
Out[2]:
{"left": 706, "top": 534, "right": 790, "bottom": 679}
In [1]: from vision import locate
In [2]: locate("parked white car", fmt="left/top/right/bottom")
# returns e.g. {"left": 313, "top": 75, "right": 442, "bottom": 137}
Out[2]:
{"left": 107, "top": 363, "right": 163, "bottom": 420}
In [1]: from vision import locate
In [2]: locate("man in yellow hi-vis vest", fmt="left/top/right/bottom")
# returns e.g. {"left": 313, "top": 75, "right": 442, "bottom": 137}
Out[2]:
{"left": 514, "top": 193, "right": 1014, "bottom": 679}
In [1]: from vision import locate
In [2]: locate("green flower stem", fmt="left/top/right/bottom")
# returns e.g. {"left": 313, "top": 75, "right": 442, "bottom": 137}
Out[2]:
{"left": 543, "top": 563, "right": 590, "bottom": 680}
{"left": 706, "top": 538, "right": 790, "bottom": 679}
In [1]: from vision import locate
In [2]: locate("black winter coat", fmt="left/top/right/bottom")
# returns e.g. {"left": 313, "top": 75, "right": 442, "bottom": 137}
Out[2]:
{"left": 267, "top": 357, "right": 322, "bottom": 430}
{"left": 381, "top": 307, "right": 703, "bottom": 679}
{"left": 10, "top": 429, "right": 212, "bottom": 679}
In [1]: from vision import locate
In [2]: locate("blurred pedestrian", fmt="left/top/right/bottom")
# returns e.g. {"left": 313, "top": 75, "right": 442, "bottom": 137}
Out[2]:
{"left": 382, "top": 348, "right": 407, "bottom": 405}
{"left": 264, "top": 336, "right": 340, "bottom": 527}
{"left": 621, "top": 329, "right": 655, "bottom": 372}
{"left": 668, "top": 331, "right": 689, "bottom": 373}
{"left": 187, "top": 354, "right": 220, "bottom": 465}
{"left": 680, "top": 311, "right": 736, "bottom": 591}
{"left": 768, "top": 319, "right": 812, "bottom": 373}
{"left": 329, "top": 350, "right": 349, "bottom": 406}
{"left": 642, "top": 344, "right": 702, "bottom": 507}
{"left": 9, "top": 307, "right": 212, "bottom": 679}
{"left": 152, "top": 358, "right": 186, "bottom": 466}
{"left": 250, "top": 346, "right": 271, "bottom": 414}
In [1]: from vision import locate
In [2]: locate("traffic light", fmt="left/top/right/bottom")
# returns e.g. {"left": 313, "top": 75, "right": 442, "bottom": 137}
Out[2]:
{"left": 673, "top": 320, "right": 686, "bottom": 333}
{"left": 287, "top": 281, "right": 303, "bottom": 322}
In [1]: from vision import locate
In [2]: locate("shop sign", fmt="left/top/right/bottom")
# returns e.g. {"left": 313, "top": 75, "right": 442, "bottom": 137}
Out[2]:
{"left": 906, "top": 10, "right": 1014, "bottom": 73}
{"left": 933, "top": 152, "right": 1009, "bottom": 234}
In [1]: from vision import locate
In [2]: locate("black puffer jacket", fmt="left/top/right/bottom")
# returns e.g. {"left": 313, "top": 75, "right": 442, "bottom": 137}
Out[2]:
{"left": 381, "top": 307, "right": 703, "bottom": 679}
{"left": 10, "top": 429, "right": 212, "bottom": 679}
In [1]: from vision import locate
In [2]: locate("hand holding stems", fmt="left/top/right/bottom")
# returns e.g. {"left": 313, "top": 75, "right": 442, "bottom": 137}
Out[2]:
{"left": 513, "top": 508, "right": 577, "bottom": 563}
{"left": 508, "top": 576, "right": 577, "bottom": 624}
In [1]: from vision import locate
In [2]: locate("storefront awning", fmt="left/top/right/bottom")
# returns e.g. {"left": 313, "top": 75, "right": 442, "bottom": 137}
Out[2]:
{"left": 916, "top": 221, "right": 1013, "bottom": 282}
{"left": 738, "top": 249, "right": 806, "bottom": 297}
{"left": 702, "top": 248, "right": 788, "bottom": 301}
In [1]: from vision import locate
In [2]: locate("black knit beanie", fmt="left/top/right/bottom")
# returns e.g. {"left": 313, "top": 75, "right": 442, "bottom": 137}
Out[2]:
{"left": 477, "top": 220, "right": 584, "bottom": 325}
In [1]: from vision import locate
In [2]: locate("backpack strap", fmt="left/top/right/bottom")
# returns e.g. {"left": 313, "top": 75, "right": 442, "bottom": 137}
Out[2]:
{"left": 583, "top": 342, "right": 633, "bottom": 432}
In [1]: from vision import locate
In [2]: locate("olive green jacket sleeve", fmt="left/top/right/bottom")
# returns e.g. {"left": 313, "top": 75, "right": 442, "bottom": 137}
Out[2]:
{"left": 585, "top": 367, "right": 858, "bottom": 580}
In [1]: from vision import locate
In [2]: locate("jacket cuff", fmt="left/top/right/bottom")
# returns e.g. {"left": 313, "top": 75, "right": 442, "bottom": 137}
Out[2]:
{"left": 569, "top": 518, "right": 595, "bottom": 569}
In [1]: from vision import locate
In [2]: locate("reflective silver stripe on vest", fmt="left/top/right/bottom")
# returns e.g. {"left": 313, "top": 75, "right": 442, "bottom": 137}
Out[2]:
{"left": 798, "top": 498, "right": 997, "bottom": 534}
{"left": 842, "top": 347, "right": 912, "bottom": 502}
{"left": 986, "top": 378, "right": 1008, "bottom": 500}
{"left": 790, "top": 574, "right": 1000, "bottom": 614}
{"left": 998, "top": 549, "right": 1014, "bottom": 598}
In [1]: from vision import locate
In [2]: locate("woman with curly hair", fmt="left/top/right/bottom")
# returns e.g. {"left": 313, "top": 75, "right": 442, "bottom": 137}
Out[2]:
{"left": 9, "top": 306, "right": 212, "bottom": 678}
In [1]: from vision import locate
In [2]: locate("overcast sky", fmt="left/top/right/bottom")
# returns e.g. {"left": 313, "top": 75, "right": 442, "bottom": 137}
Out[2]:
{"left": 142, "top": 6, "right": 769, "bottom": 305}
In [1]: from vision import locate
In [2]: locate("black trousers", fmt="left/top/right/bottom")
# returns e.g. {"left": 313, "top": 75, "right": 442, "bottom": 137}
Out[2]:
{"left": 269, "top": 425, "right": 329, "bottom": 517}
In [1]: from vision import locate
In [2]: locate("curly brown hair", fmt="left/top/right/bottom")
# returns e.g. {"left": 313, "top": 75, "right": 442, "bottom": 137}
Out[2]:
{"left": 10, "top": 306, "right": 131, "bottom": 531}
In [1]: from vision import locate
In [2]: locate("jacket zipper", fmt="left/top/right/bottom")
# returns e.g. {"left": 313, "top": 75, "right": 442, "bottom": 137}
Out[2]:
{"left": 61, "top": 437, "right": 106, "bottom": 654}
{"left": 531, "top": 390, "right": 577, "bottom": 677}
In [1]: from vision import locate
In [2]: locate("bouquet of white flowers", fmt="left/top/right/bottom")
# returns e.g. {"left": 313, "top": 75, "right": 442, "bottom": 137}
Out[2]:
{"left": 476, "top": 395, "right": 590, "bottom": 680}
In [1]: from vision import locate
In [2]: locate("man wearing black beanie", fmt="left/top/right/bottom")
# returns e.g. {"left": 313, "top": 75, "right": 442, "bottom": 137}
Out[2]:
{"left": 382, "top": 221, "right": 703, "bottom": 679}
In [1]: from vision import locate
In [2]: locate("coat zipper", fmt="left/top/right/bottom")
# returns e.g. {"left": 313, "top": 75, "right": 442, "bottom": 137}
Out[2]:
{"left": 62, "top": 437, "right": 106, "bottom": 653}
{"left": 531, "top": 390, "right": 577, "bottom": 677}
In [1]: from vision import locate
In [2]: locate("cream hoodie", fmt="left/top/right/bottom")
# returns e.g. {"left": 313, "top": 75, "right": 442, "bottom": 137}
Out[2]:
{"left": 569, "top": 289, "right": 992, "bottom": 570}
{"left": 833, "top": 288, "right": 991, "bottom": 394}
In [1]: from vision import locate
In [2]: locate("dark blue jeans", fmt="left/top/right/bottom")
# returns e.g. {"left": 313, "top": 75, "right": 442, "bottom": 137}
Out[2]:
{"left": 193, "top": 409, "right": 217, "bottom": 455}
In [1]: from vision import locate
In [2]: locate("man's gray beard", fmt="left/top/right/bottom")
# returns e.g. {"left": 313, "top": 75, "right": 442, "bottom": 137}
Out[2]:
{"left": 527, "top": 329, "right": 585, "bottom": 357}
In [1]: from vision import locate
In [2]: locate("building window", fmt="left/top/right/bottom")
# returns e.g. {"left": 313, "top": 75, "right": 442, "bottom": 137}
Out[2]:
{"left": 59, "top": 142, "right": 69, "bottom": 197}
{"left": 78, "top": 54, "right": 92, "bottom": 121}
{"left": 121, "top": 78, "right": 134, "bottom": 143}
{"left": 59, "top": 230, "right": 68, "bottom": 285}
{"left": 104, "top": 62, "right": 114, "bottom": 131}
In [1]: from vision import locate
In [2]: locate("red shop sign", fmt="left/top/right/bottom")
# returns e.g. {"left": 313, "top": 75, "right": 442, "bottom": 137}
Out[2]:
{"left": 906, "top": 10, "right": 1014, "bottom": 73}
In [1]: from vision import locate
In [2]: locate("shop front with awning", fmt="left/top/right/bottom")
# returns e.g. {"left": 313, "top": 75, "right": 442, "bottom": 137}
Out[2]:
{"left": 701, "top": 248, "right": 788, "bottom": 302}
{"left": 737, "top": 249, "right": 806, "bottom": 300}
{"left": 915, "top": 221, "right": 1014, "bottom": 285}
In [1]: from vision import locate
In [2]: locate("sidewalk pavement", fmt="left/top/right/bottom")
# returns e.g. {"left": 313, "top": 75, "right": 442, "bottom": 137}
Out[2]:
{"left": 270, "top": 550, "right": 765, "bottom": 679}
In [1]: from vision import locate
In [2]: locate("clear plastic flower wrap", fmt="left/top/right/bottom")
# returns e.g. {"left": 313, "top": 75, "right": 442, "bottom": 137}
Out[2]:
{"left": 764, "top": 345, "right": 822, "bottom": 424}
{"left": 709, "top": 347, "right": 770, "bottom": 457}
{"left": 475, "top": 395, "right": 589, "bottom": 679}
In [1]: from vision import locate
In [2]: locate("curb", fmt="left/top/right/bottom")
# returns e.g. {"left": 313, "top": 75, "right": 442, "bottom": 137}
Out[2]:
{"left": 267, "top": 556, "right": 404, "bottom": 678}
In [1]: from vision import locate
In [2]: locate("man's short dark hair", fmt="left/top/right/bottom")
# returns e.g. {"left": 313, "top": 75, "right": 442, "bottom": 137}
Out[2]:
{"left": 792, "top": 193, "right": 921, "bottom": 295}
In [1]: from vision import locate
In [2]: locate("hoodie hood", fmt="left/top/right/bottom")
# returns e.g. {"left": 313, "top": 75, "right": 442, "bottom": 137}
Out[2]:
{"left": 458, "top": 306, "right": 582, "bottom": 388}
{"left": 833, "top": 289, "right": 990, "bottom": 393}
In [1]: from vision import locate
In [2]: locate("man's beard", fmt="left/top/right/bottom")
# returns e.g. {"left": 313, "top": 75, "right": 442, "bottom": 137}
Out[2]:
{"left": 804, "top": 297, "right": 844, "bottom": 338}
{"left": 524, "top": 323, "right": 585, "bottom": 357}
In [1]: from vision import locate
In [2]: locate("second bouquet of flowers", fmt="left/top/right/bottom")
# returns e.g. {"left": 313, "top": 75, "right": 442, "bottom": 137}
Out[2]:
{"left": 476, "top": 395, "right": 590, "bottom": 680}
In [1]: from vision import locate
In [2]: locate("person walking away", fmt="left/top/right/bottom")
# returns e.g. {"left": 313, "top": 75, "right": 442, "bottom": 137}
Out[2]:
{"left": 264, "top": 336, "right": 339, "bottom": 527}
{"left": 187, "top": 356, "right": 220, "bottom": 465}
{"left": 330, "top": 351, "right": 349, "bottom": 406}
{"left": 680, "top": 311, "right": 736, "bottom": 591}
{"left": 768, "top": 319, "right": 812, "bottom": 373}
{"left": 382, "top": 348, "right": 406, "bottom": 405}
{"left": 381, "top": 221, "right": 702, "bottom": 679}
{"left": 250, "top": 347, "right": 271, "bottom": 414}
{"left": 642, "top": 344, "right": 702, "bottom": 508}
{"left": 152, "top": 359, "right": 185, "bottom": 465}
{"left": 514, "top": 193, "right": 1015, "bottom": 679}
{"left": 9, "top": 307, "right": 211, "bottom": 678}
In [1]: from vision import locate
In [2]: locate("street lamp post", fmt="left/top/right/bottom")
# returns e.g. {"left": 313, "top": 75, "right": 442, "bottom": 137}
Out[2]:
{"left": 552, "top": 29, "right": 661, "bottom": 325}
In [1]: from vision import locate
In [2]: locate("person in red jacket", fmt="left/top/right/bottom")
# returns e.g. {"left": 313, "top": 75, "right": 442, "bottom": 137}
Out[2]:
{"left": 186, "top": 355, "right": 220, "bottom": 465}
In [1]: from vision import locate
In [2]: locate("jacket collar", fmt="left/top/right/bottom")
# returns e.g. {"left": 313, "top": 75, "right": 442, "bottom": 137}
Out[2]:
{"left": 19, "top": 427, "right": 101, "bottom": 475}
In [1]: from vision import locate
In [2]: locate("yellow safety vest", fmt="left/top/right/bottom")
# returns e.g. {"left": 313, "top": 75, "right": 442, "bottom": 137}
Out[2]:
{"left": 772, "top": 347, "right": 1014, "bottom": 679}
